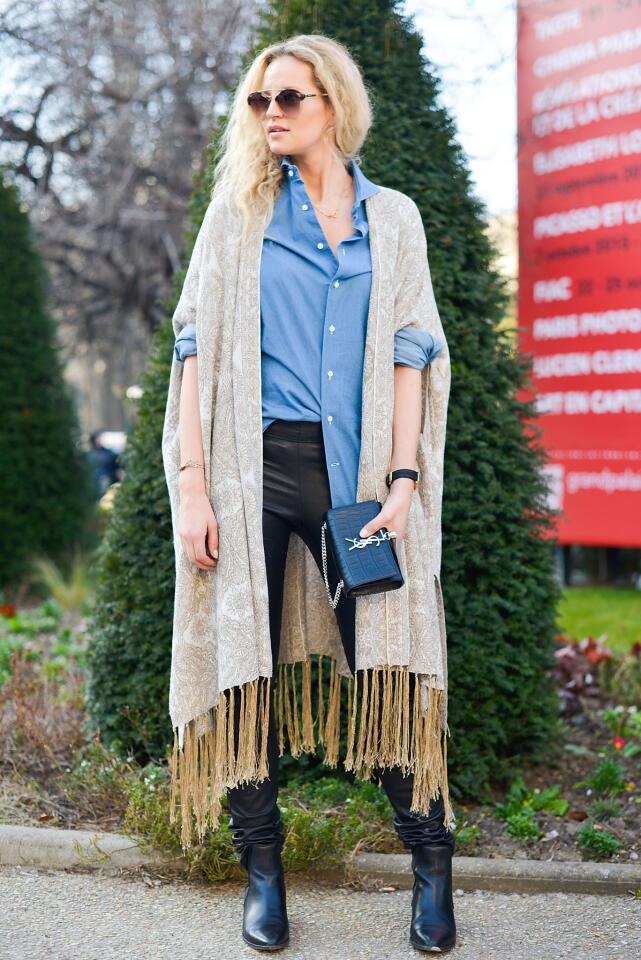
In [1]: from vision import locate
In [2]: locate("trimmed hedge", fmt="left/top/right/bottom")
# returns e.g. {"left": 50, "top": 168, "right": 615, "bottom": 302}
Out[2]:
{"left": 0, "top": 172, "right": 95, "bottom": 593}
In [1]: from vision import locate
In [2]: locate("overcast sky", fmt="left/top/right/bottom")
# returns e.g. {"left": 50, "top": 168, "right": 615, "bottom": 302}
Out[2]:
{"left": 404, "top": 0, "right": 517, "bottom": 216}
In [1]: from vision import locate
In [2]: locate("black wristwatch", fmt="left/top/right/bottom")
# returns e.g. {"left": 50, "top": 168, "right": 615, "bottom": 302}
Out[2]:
{"left": 385, "top": 468, "right": 420, "bottom": 490}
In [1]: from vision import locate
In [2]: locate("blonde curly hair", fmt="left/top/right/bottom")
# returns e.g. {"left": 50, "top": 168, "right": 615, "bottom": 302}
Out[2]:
{"left": 211, "top": 34, "right": 374, "bottom": 237}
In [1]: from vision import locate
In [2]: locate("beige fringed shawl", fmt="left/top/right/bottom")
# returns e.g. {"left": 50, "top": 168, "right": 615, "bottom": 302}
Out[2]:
{"left": 161, "top": 183, "right": 453, "bottom": 850}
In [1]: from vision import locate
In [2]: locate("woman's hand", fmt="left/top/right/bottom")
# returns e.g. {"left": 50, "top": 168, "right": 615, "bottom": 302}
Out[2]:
{"left": 178, "top": 477, "right": 219, "bottom": 570}
{"left": 358, "top": 479, "right": 414, "bottom": 555}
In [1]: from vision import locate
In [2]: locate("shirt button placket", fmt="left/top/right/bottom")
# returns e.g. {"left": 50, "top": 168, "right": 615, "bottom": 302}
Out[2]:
{"left": 324, "top": 264, "right": 341, "bottom": 473}
{"left": 316, "top": 212, "right": 344, "bottom": 483}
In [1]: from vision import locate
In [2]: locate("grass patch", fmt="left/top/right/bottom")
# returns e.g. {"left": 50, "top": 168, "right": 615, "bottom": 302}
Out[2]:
{"left": 558, "top": 587, "right": 641, "bottom": 654}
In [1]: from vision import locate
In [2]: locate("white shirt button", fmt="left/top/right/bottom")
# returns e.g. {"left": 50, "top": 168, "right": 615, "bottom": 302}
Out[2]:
{"left": 327, "top": 370, "right": 333, "bottom": 378}
{"left": 329, "top": 324, "right": 335, "bottom": 333}
{"left": 317, "top": 241, "right": 324, "bottom": 249}
{"left": 333, "top": 280, "right": 340, "bottom": 288}
{"left": 288, "top": 169, "right": 294, "bottom": 176}
{"left": 327, "top": 415, "right": 333, "bottom": 423}
{"left": 330, "top": 461, "right": 340, "bottom": 466}
{"left": 301, "top": 203, "right": 309, "bottom": 210}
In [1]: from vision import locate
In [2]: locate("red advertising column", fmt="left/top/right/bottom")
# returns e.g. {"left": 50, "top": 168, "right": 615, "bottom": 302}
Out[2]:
{"left": 517, "top": 0, "right": 641, "bottom": 547}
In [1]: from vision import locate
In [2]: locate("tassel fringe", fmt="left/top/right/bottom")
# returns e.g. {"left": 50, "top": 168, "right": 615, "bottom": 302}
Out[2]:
{"left": 169, "top": 660, "right": 454, "bottom": 851}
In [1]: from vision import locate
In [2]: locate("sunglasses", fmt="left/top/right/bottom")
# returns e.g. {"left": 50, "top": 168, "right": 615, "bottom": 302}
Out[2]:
{"left": 247, "top": 88, "right": 330, "bottom": 118}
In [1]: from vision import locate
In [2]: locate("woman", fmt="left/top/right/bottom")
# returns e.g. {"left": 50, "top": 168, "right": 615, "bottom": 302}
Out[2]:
{"left": 162, "top": 34, "right": 455, "bottom": 954}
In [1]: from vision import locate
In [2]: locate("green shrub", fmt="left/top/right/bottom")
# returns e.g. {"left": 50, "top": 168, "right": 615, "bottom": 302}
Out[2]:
{"left": 449, "top": 817, "right": 479, "bottom": 852}
{"left": 503, "top": 808, "right": 544, "bottom": 841}
{"left": 576, "top": 821, "right": 623, "bottom": 857}
{"left": 494, "top": 774, "right": 568, "bottom": 841}
{"left": 577, "top": 758, "right": 627, "bottom": 797}
{"left": 588, "top": 798, "right": 624, "bottom": 821}
{"left": 0, "top": 173, "right": 96, "bottom": 593}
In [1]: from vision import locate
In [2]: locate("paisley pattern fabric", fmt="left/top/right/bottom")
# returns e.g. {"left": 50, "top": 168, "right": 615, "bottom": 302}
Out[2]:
{"left": 161, "top": 182, "right": 452, "bottom": 847}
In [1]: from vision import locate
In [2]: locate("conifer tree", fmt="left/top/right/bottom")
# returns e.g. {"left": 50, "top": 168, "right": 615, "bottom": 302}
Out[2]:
{"left": 0, "top": 173, "right": 95, "bottom": 592}
{"left": 89, "top": 4, "right": 560, "bottom": 802}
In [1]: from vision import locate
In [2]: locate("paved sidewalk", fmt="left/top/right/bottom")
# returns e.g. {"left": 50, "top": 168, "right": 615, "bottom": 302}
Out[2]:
{"left": 2, "top": 864, "right": 639, "bottom": 959}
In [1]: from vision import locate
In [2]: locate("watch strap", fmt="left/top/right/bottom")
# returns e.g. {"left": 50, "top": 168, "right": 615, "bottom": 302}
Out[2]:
{"left": 386, "top": 468, "right": 420, "bottom": 489}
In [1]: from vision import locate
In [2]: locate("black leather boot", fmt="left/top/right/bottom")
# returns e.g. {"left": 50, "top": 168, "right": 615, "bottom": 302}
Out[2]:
{"left": 409, "top": 842, "right": 456, "bottom": 953}
{"left": 226, "top": 682, "right": 289, "bottom": 950}
{"left": 227, "top": 682, "right": 285, "bottom": 869}
{"left": 376, "top": 770, "right": 456, "bottom": 953}
{"left": 374, "top": 674, "right": 456, "bottom": 953}
{"left": 241, "top": 841, "right": 290, "bottom": 951}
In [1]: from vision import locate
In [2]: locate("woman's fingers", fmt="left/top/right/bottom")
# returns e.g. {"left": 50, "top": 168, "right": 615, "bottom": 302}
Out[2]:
{"left": 206, "top": 517, "right": 219, "bottom": 560}
{"left": 359, "top": 512, "right": 385, "bottom": 538}
{"left": 193, "top": 518, "right": 218, "bottom": 569}
{"left": 180, "top": 513, "right": 219, "bottom": 570}
{"left": 193, "top": 534, "right": 216, "bottom": 568}
{"left": 359, "top": 511, "right": 394, "bottom": 539}
{"left": 184, "top": 535, "right": 201, "bottom": 568}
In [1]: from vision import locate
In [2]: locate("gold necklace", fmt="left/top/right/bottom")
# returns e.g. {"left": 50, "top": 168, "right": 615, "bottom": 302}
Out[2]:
{"left": 310, "top": 181, "right": 354, "bottom": 219}
{"left": 312, "top": 201, "right": 339, "bottom": 219}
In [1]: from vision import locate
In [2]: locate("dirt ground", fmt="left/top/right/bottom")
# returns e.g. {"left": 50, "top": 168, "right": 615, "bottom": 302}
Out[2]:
{"left": 454, "top": 696, "right": 640, "bottom": 863}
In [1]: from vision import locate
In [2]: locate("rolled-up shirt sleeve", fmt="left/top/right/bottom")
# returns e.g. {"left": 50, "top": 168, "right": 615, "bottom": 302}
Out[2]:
{"left": 393, "top": 326, "right": 444, "bottom": 369}
{"left": 173, "top": 321, "right": 198, "bottom": 362}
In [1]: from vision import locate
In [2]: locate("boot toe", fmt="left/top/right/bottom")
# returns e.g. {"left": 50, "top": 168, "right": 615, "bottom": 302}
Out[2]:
{"left": 242, "top": 899, "right": 290, "bottom": 952}
{"left": 409, "top": 922, "right": 456, "bottom": 953}
{"left": 242, "top": 922, "right": 289, "bottom": 951}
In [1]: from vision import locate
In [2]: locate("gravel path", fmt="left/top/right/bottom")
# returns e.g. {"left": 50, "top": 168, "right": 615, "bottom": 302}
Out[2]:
{"left": 2, "top": 865, "right": 639, "bottom": 959}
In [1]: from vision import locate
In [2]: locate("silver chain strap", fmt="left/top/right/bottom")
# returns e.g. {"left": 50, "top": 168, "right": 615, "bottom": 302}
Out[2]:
{"left": 321, "top": 521, "right": 343, "bottom": 609}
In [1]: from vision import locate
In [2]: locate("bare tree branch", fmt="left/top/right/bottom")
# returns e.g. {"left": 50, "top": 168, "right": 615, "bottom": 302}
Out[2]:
{"left": 0, "top": 0, "right": 254, "bottom": 354}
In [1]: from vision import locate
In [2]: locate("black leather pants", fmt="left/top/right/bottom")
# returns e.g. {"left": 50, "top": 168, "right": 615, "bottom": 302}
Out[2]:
{"left": 226, "top": 419, "right": 455, "bottom": 869}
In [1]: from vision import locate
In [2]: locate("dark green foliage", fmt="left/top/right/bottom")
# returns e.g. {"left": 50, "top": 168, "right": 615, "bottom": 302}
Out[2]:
{"left": 576, "top": 821, "right": 623, "bottom": 857}
{"left": 0, "top": 172, "right": 96, "bottom": 592}
{"left": 493, "top": 774, "right": 568, "bottom": 840}
{"left": 89, "top": 2, "right": 561, "bottom": 803}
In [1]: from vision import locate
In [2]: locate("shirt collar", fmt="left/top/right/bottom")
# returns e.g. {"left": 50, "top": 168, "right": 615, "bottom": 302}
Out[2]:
{"left": 279, "top": 153, "right": 379, "bottom": 233}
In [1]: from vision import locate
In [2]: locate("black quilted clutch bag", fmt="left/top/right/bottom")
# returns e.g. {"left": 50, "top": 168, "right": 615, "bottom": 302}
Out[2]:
{"left": 320, "top": 499, "right": 404, "bottom": 608}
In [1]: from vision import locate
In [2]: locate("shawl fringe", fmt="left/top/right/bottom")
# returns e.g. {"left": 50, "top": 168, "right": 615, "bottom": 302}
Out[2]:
{"left": 169, "top": 657, "right": 454, "bottom": 850}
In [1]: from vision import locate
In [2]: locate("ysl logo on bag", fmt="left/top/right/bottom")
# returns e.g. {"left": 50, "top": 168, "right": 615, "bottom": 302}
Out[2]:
{"left": 345, "top": 530, "right": 397, "bottom": 550}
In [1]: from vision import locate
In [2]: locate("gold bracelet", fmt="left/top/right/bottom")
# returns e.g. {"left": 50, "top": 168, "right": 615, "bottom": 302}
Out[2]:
{"left": 179, "top": 460, "right": 204, "bottom": 472}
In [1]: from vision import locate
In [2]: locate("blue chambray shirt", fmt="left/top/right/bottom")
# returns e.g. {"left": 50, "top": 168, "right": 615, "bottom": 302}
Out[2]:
{"left": 174, "top": 154, "right": 444, "bottom": 508}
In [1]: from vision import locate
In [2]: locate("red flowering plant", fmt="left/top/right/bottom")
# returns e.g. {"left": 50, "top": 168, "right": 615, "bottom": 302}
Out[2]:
{"left": 553, "top": 634, "right": 614, "bottom": 716}
{"left": 601, "top": 705, "right": 641, "bottom": 761}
